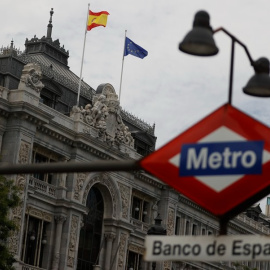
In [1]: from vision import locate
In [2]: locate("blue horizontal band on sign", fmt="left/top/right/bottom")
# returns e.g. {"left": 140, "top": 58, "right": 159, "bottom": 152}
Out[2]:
{"left": 179, "top": 141, "right": 264, "bottom": 176}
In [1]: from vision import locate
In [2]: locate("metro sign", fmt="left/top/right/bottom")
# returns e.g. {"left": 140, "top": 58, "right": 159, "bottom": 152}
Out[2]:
{"left": 140, "top": 104, "right": 270, "bottom": 217}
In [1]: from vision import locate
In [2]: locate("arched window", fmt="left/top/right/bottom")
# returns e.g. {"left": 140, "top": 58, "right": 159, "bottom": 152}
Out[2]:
{"left": 40, "top": 80, "right": 62, "bottom": 110}
{"left": 21, "top": 215, "right": 49, "bottom": 268}
{"left": 77, "top": 186, "right": 104, "bottom": 270}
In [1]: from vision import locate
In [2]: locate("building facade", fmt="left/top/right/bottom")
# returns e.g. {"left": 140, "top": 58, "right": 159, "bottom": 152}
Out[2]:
{"left": 0, "top": 9, "right": 270, "bottom": 270}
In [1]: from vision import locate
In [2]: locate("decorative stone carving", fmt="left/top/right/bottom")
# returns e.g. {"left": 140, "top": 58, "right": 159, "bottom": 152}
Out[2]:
{"left": 16, "top": 175, "right": 26, "bottom": 195}
{"left": 167, "top": 208, "right": 175, "bottom": 236}
{"left": 128, "top": 244, "right": 144, "bottom": 255}
{"left": 26, "top": 207, "right": 53, "bottom": 222}
{"left": 105, "top": 232, "right": 116, "bottom": 241}
{"left": 19, "top": 63, "right": 44, "bottom": 93}
{"left": 117, "top": 233, "right": 127, "bottom": 270}
{"left": 163, "top": 208, "right": 175, "bottom": 270}
{"left": 163, "top": 260, "right": 171, "bottom": 270}
{"left": 55, "top": 215, "right": 67, "bottom": 224}
{"left": 7, "top": 217, "right": 21, "bottom": 255}
{"left": 12, "top": 200, "right": 23, "bottom": 217}
{"left": 18, "top": 141, "right": 30, "bottom": 164}
{"left": 71, "top": 84, "right": 134, "bottom": 149}
{"left": 91, "top": 94, "right": 108, "bottom": 126}
{"left": 0, "top": 86, "right": 9, "bottom": 100}
{"left": 118, "top": 182, "right": 130, "bottom": 219}
{"left": 82, "top": 174, "right": 118, "bottom": 218}
{"left": 8, "top": 141, "right": 31, "bottom": 255}
{"left": 67, "top": 215, "right": 79, "bottom": 267}
{"left": 74, "top": 173, "right": 87, "bottom": 200}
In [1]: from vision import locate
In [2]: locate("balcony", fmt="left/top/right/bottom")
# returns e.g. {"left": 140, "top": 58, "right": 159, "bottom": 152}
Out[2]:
{"left": 16, "top": 262, "right": 46, "bottom": 270}
{"left": 236, "top": 213, "right": 270, "bottom": 234}
{"left": 131, "top": 217, "right": 149, "bottom": 233}
{"left": 29, "top": 176, "right": 56, "bottom": 198}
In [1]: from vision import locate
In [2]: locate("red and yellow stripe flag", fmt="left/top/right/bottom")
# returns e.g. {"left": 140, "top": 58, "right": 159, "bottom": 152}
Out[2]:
{"left": 87, "top": 10, "right": 110, "bottom": 31}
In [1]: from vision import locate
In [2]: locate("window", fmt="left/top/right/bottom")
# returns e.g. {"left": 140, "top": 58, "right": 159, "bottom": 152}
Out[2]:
{"left": 131, "top": 196, "right": 149, "bottom": 223}
{"left": 21, "top": 215, "right": 48, "bottom": 268}
{"left": 134, "top": 139, "right": 151, "bottom": 156}
{"left": 185, "top": 220, "right": 190, "bottom": 235}
{"left": 192, "top": 224, "right": 197, "bottom": 235}
{"left": 175, "top": 216, "right": 181, "bottom": 235}
{"left": 32, "top": 148, "right": 59, "bottom": 184}
{"left": 126, "top": 251, "right": 142, "bottom": 270}
{"left": 39, "top": 83, "right": 62, "bottom": 110}
{"left": 77, "top": 186, "right": 104, "bottom": 270}
{"left": 201, "top": 228, "right": 206, "bottom": 235}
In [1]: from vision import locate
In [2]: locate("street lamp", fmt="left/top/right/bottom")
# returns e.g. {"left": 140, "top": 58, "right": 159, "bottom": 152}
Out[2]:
{"left": 179, "top": 10, "right": 270, "bottom": 103}
{"left": 147, "top": 214, "right": 166, "bottom": 270}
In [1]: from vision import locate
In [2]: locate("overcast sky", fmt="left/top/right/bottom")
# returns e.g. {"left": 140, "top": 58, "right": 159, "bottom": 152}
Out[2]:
{"left": 2, "top": 0, "right": 270, "bottom": 212}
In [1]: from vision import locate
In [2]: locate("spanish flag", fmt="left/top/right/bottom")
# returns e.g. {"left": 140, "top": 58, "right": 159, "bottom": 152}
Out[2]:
{"left": 87, "top": 10, "right": 109, "bottom": 31}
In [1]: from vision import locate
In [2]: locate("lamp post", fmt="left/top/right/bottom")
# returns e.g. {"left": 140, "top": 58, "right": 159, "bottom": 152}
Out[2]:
{"left": 179, "top": 10, "right": 270, "bottom": 235}
{"left": 147, "top": 214, "right": 166, "bottom": 270}
{"left": 179, "top": 10, "right": 270, "bottom": 104}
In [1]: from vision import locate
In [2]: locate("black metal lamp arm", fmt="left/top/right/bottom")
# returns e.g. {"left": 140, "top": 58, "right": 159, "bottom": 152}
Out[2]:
{"left": 213, "top": 27, "right": 255, "bottom": 104}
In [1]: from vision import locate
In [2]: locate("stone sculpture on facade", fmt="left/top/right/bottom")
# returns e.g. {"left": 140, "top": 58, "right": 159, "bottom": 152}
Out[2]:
{"left": 19, "top": 63, "right": 44, "bottom": 92}
{"left": 71, "top": 84, "right": 134, "bottom": 149}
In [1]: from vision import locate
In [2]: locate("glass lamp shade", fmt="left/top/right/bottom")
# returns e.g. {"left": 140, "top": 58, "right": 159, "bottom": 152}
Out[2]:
{"left": 243, "top": 74, "right": 270, "bottom": 97}
{"left": 179, "top": 10, "right": 219, "bottom": 56}
{"left": 243, "top": 57, "right": 270, "bottom": 97}
{"left": 42, "top": 239, "right": 47, "bottom": 245}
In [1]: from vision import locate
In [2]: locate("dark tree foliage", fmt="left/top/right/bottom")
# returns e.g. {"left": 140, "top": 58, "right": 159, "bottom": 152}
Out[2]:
{"left": 0, "top": 176, "right": 20, "bottom": 270}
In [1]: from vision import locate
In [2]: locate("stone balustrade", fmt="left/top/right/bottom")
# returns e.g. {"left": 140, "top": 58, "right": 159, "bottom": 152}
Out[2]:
{"left": 29, "top": 176, "right": 56, "bottom": 197}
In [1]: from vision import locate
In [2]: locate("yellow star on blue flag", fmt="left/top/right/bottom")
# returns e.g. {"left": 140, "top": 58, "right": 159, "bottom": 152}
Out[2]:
{"left": 124, "top": 37, "right": 148, "bottom": 59}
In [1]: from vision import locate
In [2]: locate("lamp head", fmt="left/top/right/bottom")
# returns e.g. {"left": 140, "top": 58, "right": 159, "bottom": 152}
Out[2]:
{"left": 179, "top": 10, "right": 219, "bottom": 56}
{"left": 243, "top": 57, "right": 270, "bottom": 97}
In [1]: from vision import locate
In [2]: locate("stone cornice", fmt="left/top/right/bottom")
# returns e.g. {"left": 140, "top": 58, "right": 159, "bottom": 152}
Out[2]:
{"left": 178, "top": 194, "right": 216, "bottom": 218}
{"left": 9, "top": 101, "right": 53, "bottom": 125}
{"left": 36, "top": 125, "right": 74, "bottom": 146}
{"left": 133, "top": 170, "right": 164, "bottom": 189}
{"left": 29, "top": 190, "right": 88, "bottom": 215}
{"left": 36, "top": 124, "right": 137, "bottom": 162}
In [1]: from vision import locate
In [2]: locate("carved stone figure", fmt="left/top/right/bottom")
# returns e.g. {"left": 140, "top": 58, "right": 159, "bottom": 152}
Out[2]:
{"left": 91, "top": 94, "right": 107, "bottom": 126}
{"left": 83, "top": 104, "right": 93, "bottom": 124}
{"left": 122, "top": 126, "right": 134, "bottom": 147}
{"left": 19, "top": 63, "right": 44, "bottom": 92}
{"left": 74, "top": 84, "right": 137, "bottom": 149}
{"left": 96, "top": 116, "right": 107, "bottom": 137}
{"left": 74, "top": 173, "right": 86, "bottom": 200}
{"left": 118, "top": 183, "right": 130, "bottom": 219}
{"left": 67, "top": 215, "right": 79, "bottom": 267}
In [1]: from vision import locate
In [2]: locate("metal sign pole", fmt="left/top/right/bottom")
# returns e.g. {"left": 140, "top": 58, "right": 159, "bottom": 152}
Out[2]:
{"left": 0, "top": 160, "right": 141, "bottom": 175}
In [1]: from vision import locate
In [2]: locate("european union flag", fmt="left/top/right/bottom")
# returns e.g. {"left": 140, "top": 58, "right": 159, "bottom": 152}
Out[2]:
{"left": 124, "top": 37, "right": 148, "bottom": 59}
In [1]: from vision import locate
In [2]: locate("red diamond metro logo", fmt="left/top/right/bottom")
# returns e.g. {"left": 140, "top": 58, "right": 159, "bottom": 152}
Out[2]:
{"left": 140, "top": 104, "right": 270, "bottom": 217}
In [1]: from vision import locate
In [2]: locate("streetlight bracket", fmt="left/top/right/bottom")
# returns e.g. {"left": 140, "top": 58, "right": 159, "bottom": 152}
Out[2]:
{"left": 213, "top": 27, "right": 255, "bottom": 104}
{"left": 213, "top": 27, "right": 254, "bottom": 65}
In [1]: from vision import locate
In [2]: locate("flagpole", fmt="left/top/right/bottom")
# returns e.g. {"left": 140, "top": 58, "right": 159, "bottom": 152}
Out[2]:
{"left": 77, "top": 3, "right": 90, "bottom": 107}
{"left": 119, "top": 30, "right": 127, "bottom": 102}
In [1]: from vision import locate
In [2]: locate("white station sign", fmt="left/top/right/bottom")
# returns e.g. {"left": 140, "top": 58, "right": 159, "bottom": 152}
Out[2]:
{"left": 145, "top": 235, "right": 270, "bottom": 261}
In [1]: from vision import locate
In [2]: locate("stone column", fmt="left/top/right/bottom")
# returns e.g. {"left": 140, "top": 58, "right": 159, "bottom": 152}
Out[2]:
{"left": 52, "top": 215, "right": 66, "bottom": 270}
{"left": 104, "top": 233, "right": 115, "bottom": 270}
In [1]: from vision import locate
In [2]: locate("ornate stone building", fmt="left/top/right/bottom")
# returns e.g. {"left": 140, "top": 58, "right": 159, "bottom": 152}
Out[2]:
{"left": 1, "top": 9, "right": 270, "bottom": 270}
